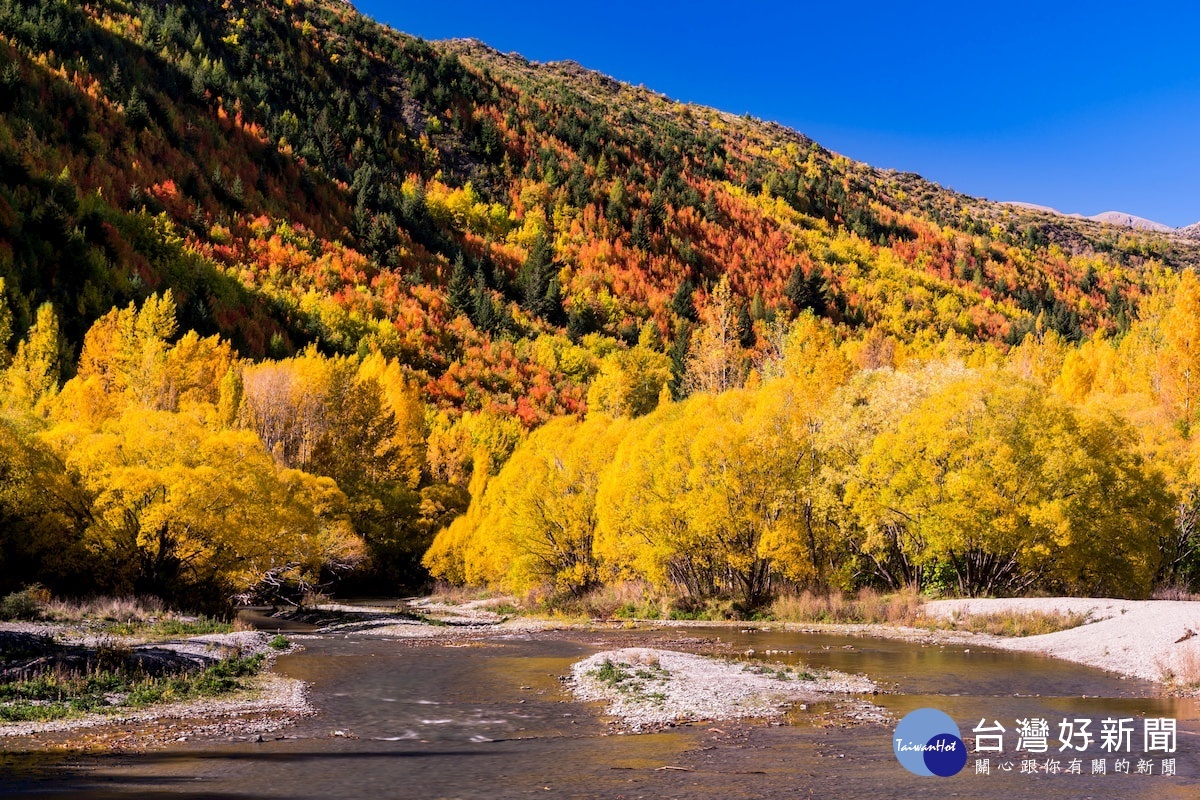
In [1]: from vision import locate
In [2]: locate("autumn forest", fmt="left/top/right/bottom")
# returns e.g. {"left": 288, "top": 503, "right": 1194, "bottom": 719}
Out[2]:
{"left": 2, "top": 0, "right": 1200, "bottom": 611}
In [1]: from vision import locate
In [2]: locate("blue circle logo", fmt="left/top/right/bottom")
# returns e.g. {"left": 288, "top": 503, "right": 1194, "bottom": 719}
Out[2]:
{"left": 893, "top": 708, "right": 967, "bottom": 777}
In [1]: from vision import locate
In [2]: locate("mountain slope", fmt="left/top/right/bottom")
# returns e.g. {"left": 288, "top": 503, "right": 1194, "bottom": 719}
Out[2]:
{"left": 1003, "top": 203, "right": 1178, "bottom": 233}
{"left": 0, "top": 0, "right": 1196, "bottom": 424}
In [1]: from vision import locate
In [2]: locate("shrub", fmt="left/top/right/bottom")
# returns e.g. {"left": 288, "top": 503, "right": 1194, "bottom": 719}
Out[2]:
{"left": 0, "top": 585, "right": 49, "bottom": 620}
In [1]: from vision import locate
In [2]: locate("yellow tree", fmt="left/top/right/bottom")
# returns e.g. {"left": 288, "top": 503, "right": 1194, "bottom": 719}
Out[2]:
{"left": 587, "top": 344, "right": 673, "bottom": 419}
{"left": 427, "top": 416, "right": 627, "bottom": 597}
{"left": 684, "top": 276, "right": 748, "bottom": 395}
{"left": 426, "top": 410, "right": 526, "bottom": 487}
{"left": 1055, "top": 405, "right": 1173, "bottom": 596}
{"left": 1101, "top": 390, "right": 1200, "bottom": 591}
{"left": 753, "top": 313, "right": 856, "bottom": 589}
{"left": 1158, "top": 269, "right": 1200, "bottom": 430}
{"left": 61, "top": 407, "right": 363, "bottom": 598}
{"left": 595, "top": 400, "right": 712, "bottom": 595}
{"left": 851, "top": 372, "right": 1169, "bottom": 597}
{"left": 599, "top": 383, "right": 843, "bottom": 608}
{"left": 0, "top": 410, "right": 92, "bottom": 592}
{"left": 60, "top": 293, "right": 231, "bottom": 427}
{"left": 5, "top": 302, "right": 61, "bottom": 412}
{"left": 1053, "top": 334, "right": 1122, "bottom": 404}
{"left": 423, "top": 450, "right": 492, "bottom": 585}
{"left": 768, "top": 311, "right": 853, "bottom": 387}
{"left": 240, "top": 346, "right": 332, "bottom": 467}
{"left": 242, "top": 349, "right": 441, "bottom": 590}
{"left": 816, "top": 360, "right": 971, "bottom": 588}
{"left": 751, "top": 378, "right": 845, "bottom": 590}
{"left": 161, "top": 331, "right": 237, "bottom": 410}
{"left": 356, "top": 352, "right": 427, "bottom": 489}
{"left": 681, "top": 389, "right": 780, "bottom": 607}
{"left": 76, "top": 292, "right": 178, "bottom": 409}
{"left": 1007, "top": 330, "right": 1068, "bottom": 388}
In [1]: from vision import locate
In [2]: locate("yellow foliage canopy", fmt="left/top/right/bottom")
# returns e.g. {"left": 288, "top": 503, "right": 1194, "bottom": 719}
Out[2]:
{"left": 62, "top": 407, "right": 363, "bottom": 596}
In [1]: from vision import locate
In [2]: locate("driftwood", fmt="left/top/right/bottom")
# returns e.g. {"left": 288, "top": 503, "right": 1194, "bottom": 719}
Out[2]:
{"left": 0, "top": 629, "right": 221, "bottom": 681}
{"left": 232, "top": 563, "right": 322, "bottom": 609}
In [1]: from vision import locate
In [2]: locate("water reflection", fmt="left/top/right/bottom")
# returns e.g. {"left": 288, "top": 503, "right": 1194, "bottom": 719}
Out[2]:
{"left": 2, "top": 624, "right": 1197, "bottom": 799}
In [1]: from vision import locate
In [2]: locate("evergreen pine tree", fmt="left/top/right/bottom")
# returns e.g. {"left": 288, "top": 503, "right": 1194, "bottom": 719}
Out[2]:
{"left": 785, "top": 265, "right": 828, "bottom": 316}
{"left": 447, "top": 253, "right": 472, "bottom": 314}
{"left": 668, "top": 320, "right": 691, "bottom": 400}
{"left": 471, "top": 268, "right": 495, "bottom": 332}
{"left": 736, "top": 302, "right": 755, "bottom": 348}
{"left": 519, "top": 235, "right": 558, "bottom": 320}
{"left": 671, "top": 279, "right": 697, "bottom": 322}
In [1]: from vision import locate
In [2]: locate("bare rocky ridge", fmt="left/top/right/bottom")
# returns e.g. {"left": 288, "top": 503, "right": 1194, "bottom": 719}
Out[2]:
{"left": 1089, "top": 211, "right": 1174, "bottom": 232}
{"left": 1002, "top": 202, "right": 1176, "bottom": 231}
{"left": 1179, "top": 221, "right": 1200, "bottom": 240}
{"left": 1002, "top": 201, "right": 1194, "bottom": 235}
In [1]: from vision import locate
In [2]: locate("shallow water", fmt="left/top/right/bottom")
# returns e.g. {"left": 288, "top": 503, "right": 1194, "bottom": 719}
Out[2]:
{"left": 2, "top": 624, "right": 1198, "bottom": 799}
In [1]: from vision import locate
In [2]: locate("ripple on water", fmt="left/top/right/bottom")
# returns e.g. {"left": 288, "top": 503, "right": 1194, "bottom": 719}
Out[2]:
{"left": 3, "top": 627, "right": 1198, "bottom": 800}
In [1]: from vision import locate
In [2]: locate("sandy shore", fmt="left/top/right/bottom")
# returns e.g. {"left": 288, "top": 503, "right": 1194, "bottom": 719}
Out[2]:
{"left": 569, "top": 647, "right": 881, "bottom": 731}
{"left": 556, "top": 597, "right": 1200, "bottom": 688}
{"left": 921, "top": 597, "right": 1200, "bottom": 684}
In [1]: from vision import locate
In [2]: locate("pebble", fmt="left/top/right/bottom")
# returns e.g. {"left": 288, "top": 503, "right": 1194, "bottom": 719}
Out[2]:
{"left": 569, "top": 647, "right": 879, "bottom": 732}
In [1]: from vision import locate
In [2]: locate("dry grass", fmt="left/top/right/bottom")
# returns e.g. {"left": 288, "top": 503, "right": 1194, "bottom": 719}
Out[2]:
{"left": 768, "top": 587, "right": 923, "bottom": 624}
{"left": 1, "top": 589, "right": 244, "bottom": 637}
{"left": 42, "top": 595, "right": 167, "bottom": 623}
{"left": 535, "top": 582, "right": 742, "bottom": 621}
{"left": 540, "top": 584, "right": 922, "bottom": 623}
{"left": 921, "top": 609, "right": 1093, "bottom": 637}
{"left": 766, "top": 590, "right": 1093, "bottom": 636}
{"left": 426, "top": 583, "right": 496, "bottom": 605}
{"left": 1157, "top": 647, "right": 1200, "bottom": 690}
{"left": 543, "top": 582, "right": 667, "bottom": 620}
{"left": 1151, "top": 584, "right": 1200, "bottom": 601}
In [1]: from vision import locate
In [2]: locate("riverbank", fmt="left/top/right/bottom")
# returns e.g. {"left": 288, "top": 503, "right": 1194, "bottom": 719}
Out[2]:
{"left": 296, "top": 595, "right": 1200, "bottom": 688}
{"left": 635, "top": 597, "right": 1200, "bottom": 690}
{"left": 0, "top": 625, "right": 311, "bottom": 742}
{"left": 921, "top": 597, "right": 1200, "bottom": 687}
{"left": 5, "top": 594, "right": 1197, "bottom": 749}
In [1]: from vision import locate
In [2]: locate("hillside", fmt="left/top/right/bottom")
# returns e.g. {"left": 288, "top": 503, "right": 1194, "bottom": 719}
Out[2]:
{"left": 4, "top": 0, "right": 1200, "bottom": 606}
{"left": 1, "top": 0, "right": 1198, "bottom": 427}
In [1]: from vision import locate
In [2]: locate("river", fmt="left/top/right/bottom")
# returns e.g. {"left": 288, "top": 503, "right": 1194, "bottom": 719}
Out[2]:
{"left": 2, "top": 621, "right": 1198, "bottom": 799}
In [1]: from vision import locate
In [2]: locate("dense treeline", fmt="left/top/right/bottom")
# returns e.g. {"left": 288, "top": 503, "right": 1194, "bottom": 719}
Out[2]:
{"left": 4, "top": 260, "right": 1200, "bottom": 610}
{"left": 0, "top": 285, "right": 677, "bottom": 604}
{"left": 427, "top": 272, "right": 1200, "bottom": 607}
{"left": 3, "top": 0, "right": 1200, "bottom": 610}
{"left": 0, "top": 290, "right": 468, "bottom": 604}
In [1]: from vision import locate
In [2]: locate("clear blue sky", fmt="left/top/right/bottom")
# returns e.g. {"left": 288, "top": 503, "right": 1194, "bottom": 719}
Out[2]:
{"left": 355, "top": 1, "right": 1200, "bottom": 227}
